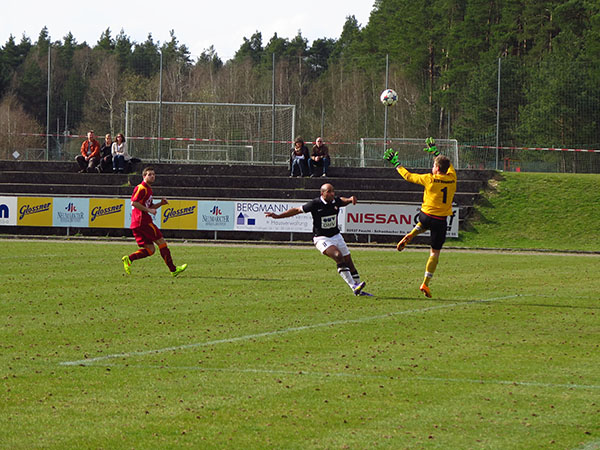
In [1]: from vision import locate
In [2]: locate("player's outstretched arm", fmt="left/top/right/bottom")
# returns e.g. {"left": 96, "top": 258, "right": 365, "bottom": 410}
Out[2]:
{"left": 152, "top": 198, "right": 168, "bottom": 208}
{"left": 265, "top": 206, "right": 304, "bottom": 219}
{"left": 340, "top": 196, "right": 357, "bottom": 206}
{"left": 383, "top": 148, "right": 401, "bottom": 168}
{"left": 423, "top": 137, "right": 440, "bottom": 156}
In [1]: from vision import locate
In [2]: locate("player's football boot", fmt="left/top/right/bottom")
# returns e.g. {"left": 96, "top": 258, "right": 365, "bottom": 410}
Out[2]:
{"left": 419, "top": 283, "right": 432, "bottom": 298}
{"left": 352, "top": 281, "right": 366, "bottom": 296}
{"left": 396, "top": 234, "right": 413, "bottom": 252}
{"left": 122, "top": 255, "right": 132, "bottom": 275}
{"left": 171, "top": 263, "right": 188, "bottom": 277}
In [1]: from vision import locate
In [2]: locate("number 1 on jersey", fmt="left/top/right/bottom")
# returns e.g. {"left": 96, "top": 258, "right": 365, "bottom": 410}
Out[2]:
{"left": 441, "top": 187, "right": 448, "bottom": 204}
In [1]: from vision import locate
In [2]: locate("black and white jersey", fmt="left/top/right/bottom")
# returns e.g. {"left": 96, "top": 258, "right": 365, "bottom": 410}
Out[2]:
{"left": 302, "top": 196, "right": 343, "bottom": 237}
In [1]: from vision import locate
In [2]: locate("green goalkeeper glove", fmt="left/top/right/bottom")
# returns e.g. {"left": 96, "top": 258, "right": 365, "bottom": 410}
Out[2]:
{"left": 383, "top": 148, "right": 401, "bottom": 168}
{"left": 423, "top": 137, "right": 440, "bottom": 156}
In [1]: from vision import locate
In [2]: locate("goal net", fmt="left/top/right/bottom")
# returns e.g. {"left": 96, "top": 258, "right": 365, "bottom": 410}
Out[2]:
{"left": 360, "top": 138, "right": 459, "bottom": 168}
{"left": 168, "top": 143, "right": 254, "bottom": 164}
{"left": 125, "top": 101, "right": 295, "bottom": 165}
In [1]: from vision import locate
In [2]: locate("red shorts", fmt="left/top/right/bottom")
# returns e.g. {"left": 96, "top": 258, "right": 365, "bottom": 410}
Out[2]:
{"left": 132, "top": 223, "right": 163, "bottom": 247}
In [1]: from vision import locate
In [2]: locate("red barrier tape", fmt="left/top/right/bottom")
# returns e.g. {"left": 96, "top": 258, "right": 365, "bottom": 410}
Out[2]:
{"left": 460, "top": 144, "right": 600, "bottom": 153}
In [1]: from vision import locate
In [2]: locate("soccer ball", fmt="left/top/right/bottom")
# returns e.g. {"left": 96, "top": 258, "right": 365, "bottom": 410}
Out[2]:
{"left": 380, "top": 88, "right": 398, "bottom": 106}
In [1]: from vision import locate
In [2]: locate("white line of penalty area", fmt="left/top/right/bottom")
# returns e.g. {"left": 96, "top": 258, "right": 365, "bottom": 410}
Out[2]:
{"left": 89, "top": 363, "right": 600, "bottom": 391}
{"left": 60, "top": 294, "right": 522, "bottom": 367}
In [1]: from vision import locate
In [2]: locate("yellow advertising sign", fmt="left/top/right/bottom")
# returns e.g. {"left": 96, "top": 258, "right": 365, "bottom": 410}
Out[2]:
{"left": 160, "top": 200, "right": 198, "bottom": 230}
{"left": 17, "top": 197, "right": 53, "bottom": 226}
{"left": 89, "top": 198, "right": 125, "bottom": 228}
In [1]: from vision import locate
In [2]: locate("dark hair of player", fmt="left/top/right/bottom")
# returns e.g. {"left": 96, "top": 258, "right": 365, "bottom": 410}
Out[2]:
{"left": 434, "top": 155, "right": 450, "bottom": 174}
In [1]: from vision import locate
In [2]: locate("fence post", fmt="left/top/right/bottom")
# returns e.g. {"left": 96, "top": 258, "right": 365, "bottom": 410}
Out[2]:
{"left": 158, "top": 50, "right": 163, "bottom": 162}
{"left": 271, "top": 52, "right": 276, "bottom": 165}
{"left": 46, "top": 46, "right": 51, "bottom": 161}
{"left": 383, "top": 54, "right": 389, "bottom": 164}
{"left": 495, "top": 57, "right": 501, "bottom": 170}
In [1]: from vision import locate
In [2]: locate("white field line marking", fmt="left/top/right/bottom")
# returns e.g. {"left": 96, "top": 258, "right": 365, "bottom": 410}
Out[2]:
{"left": 95, "top": 363, "right": 600, "bottom": 391}
{"left": 60, "top": 294, "right": 521, "bottom": 367}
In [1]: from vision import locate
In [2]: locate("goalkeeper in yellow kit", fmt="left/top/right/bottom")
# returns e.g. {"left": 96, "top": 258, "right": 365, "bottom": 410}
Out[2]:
{"left": 384, "top": 138, "right": 457, "bottom": 298}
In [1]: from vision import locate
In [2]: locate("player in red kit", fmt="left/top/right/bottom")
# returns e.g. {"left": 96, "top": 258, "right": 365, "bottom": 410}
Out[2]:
{"left": 122, "top": 166, "right": 187, "bottom": 277}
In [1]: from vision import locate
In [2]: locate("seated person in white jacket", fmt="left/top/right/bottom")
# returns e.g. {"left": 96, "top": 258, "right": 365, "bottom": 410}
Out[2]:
{"left": 111, "top": 133, "right": 131, "bottom": 173}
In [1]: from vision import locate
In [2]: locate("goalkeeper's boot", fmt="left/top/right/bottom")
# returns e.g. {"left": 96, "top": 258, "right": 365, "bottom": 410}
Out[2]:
{"left": 171, "top": 263, "right": 188, "bottom": 277}
{"left": 122, "top": 255, "right": 132, "bottom": 275}
{"left": 396, "top": 234, "right": 413, "bottom": 252}
{"left": 352, "top": 281, "right": 366, "bottom": 296}
{"left": 419, "top": 283, "right": 432, "bottom": 298}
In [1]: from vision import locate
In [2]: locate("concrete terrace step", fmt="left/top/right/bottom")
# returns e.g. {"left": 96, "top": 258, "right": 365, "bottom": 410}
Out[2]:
{"left": 0, "top": 160, "right": 492, "bottom": 242}
{"left": 0, "top": 160, "right": 496, "bottom": 182}
{"left": 0, "top": 160, "right": 493, "bottom": 241}
{"left": 0, "top": 171, "right": 486, "bottom": 193}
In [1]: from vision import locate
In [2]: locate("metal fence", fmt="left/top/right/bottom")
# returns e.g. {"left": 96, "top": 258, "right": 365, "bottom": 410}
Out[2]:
{"left": 3, "top": 48, "right": 600, "bottom": 173}
{"left": 8, "top": 133, "right": 600, "bottom": 174}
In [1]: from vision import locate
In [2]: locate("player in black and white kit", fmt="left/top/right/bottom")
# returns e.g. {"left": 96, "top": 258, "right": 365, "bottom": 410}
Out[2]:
{"left": 265, "top": 183, "right": 372, "bottom": 296}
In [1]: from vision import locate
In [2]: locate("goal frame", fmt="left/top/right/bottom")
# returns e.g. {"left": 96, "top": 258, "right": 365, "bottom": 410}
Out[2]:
{"left": 125, "top": 101, "right": 295, "bottom": 165}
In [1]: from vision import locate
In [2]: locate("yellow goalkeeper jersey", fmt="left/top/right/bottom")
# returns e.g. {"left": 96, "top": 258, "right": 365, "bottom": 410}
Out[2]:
{"left": 396, "top": 164, "right": 457, "bottom": 217}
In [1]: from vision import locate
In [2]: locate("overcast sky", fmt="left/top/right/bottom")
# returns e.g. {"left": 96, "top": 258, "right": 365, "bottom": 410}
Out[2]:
{"left": 1, "top": 0, "right": 376, "bottom": 61}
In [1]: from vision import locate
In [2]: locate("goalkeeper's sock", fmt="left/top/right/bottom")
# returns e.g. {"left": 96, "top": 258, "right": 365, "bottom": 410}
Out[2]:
{"left": 159, "top": 243, "right": 177, "bottom": 272}
{"left": 351, "top": 272, "right": 361, "bottom": 285}
{"left": 129, "top": 247, "right": 151, "bottom": 261}
{"left": 422, "top": 254, "right": 439, "bottom": 287}
{"left": 337, "top": 264, "right": 355, "bottom": 288}
{"left": 409, "top": 222, "right": 425, "bottom": 238}
{"left": 397, "top": 223, "right": 425, "bottom": 251}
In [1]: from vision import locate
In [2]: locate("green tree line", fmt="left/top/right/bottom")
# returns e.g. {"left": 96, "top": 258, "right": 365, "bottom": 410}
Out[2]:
{"left": 1, "top": 0, "right": 599, "bottom": 161}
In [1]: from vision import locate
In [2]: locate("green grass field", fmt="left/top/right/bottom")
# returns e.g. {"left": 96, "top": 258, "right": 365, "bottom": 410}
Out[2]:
{"left": 454, "top": 172, "right": 600, "bottom": 252}
{"left": 1, "top": 240, "right": 598, "bottom": 449}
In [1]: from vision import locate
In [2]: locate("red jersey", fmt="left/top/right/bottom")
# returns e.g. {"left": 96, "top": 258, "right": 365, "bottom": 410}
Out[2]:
{"left": 130, "top": 181, "right": 154, "bottom": 228}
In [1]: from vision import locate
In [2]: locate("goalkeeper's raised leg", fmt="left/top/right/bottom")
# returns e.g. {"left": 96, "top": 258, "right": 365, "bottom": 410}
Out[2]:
{"left": 382, "top": 138, "right": 457, "bottom": 298}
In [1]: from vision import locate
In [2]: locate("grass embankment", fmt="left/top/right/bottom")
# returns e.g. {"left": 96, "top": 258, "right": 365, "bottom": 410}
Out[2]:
{"left": 455, "top": 172, "right": 600, "bottom": 252}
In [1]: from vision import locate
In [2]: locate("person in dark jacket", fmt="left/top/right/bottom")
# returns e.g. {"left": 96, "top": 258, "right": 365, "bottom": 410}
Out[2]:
{"left": 290, "top": 137, "right": 310, "bottom": 177}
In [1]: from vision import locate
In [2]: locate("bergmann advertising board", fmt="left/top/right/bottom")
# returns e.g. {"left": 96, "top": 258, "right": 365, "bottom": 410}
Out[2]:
{"left": 235, "top": 201, "right": 312, "bottom": 233}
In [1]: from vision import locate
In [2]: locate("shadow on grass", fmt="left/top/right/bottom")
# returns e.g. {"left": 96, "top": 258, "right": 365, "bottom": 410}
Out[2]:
{"left": 504, "top": 301, "right": 600, "bottom": 310}
{"left": 190, "top": 275, "right": 288, "bottom": 282}
{"left": 374, "top": 296, "right": 600, "bottom": 310}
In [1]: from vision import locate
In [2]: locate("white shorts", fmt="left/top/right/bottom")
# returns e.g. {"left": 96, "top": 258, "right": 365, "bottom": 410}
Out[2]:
{"left": 313, "top": 233, "right": 350, "bottom": 256}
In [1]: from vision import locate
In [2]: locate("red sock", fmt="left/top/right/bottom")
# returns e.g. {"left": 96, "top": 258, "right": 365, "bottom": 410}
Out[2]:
{"left": 129, "top": 248, "right": 150, "bottom": 261}
{"left": 159, "top": 243, "right": 176, "bottom": 272}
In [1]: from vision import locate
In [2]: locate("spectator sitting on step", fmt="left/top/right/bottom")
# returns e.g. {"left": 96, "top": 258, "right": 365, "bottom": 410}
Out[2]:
{"left": 75, "top": 130, "right": 101, "bottom": 173}
{"left": 98, "top": 133, "right": 113, "bottom": 173}
{"left": 309, "top": 137, "right": 330, "bottom": 177}
{"left": 290, "top": 137, "right": 310, "bottom": 177}
{"left": 112, "top": 133, "right": 131, "bottom": 173}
